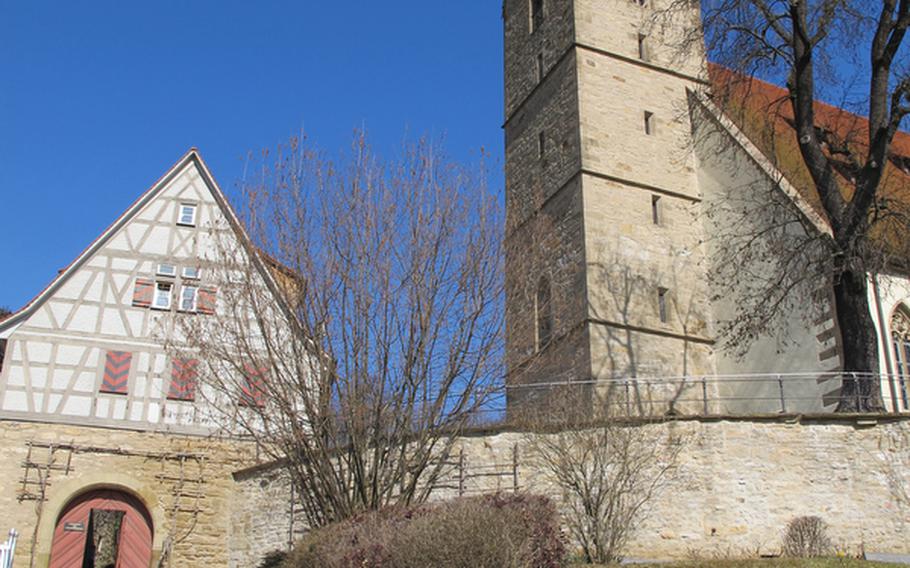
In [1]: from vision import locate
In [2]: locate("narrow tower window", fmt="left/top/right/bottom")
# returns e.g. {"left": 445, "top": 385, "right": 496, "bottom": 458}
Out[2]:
{"left": 651, "top": 195, "right": 662, "bottom": 225}
{"left": 536, "top": 52, "right": 545, "bottom": 82}
{"left": 644, "top": 111, "right": 655, "bottom": 135}
{"left": 638, "top": 34, "right": 650, "bottom": 61}
{"left": 530, "top": 0, "right": 544, "bottom": 32}
{"left": 658, "top": 287, "right": 669, "bottom": 323}
{"left": 536, "top": 276, "right": 553, "bottom": 350}
{"left": 537, "top": 131, "right": 546, "bottom": 161}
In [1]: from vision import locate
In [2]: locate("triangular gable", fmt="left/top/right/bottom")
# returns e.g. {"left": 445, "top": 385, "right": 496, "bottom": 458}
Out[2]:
{"left": 688, "top": 90, "right": 833, "bottom": 238}
{"left": 0, "top": 148, "right": 277, "bottom": 337}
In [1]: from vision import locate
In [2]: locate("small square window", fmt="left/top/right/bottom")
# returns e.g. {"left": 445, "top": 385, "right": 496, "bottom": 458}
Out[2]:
{"left": 157, "top": 263, "right": 177, "bottom": 277}
{"left": 178, "top": 204, "right": 197, "bottom": 227}
{"left": 153, "top": 282, "right": 173, "bottom": 310}
{"left": 182, "top": 266, "right": 201, "bottom": 280}
{"left": 644, "top": 111, "right": 655, "bottom": 135}
{"left": 658, "top": 287, "right": 669, "bottom": 323}
{"left": 180, "top": 285, "right": 199, "bottom": 312}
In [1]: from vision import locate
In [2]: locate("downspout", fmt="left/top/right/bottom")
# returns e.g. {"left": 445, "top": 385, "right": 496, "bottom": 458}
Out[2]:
{"left": 872, "top": 274, "right": 899, "bottom": 413}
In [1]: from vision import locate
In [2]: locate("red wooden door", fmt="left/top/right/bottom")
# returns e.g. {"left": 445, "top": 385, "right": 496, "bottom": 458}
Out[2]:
{"left": 49, "top": 489, "right": 153, "bottom": 568}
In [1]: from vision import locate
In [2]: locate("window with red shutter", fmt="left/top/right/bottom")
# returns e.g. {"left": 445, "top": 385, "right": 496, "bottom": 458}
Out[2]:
{"left": 197, "top": 287, "right": 217, "bottom": 315}
{"left": 239, "top": 364, "right": 266, "bottom": 407}
{"left": 132, "top": 279, "right": 154, "bottom": 308}
{"left": 101, "top": 351, "right": 131, "bottom": 394}
{"left": 168, "top": 358, "right": 198, "bottom": 401}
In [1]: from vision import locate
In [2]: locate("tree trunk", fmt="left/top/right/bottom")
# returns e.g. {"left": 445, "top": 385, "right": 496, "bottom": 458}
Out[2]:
{"left": 833, "top": 267, "right": 883, "bottom": 411}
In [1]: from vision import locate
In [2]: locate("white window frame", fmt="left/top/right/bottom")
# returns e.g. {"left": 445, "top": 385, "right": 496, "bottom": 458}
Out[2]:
{"left": 180, "top": 285, "right": 199, "bottom": 312}
{"left": 157, "top": 263, "right": 177, "bottom": 277}
{"left": 182, "top": 266, "right": 201, "bottom": 280}
{"left": 153, "top": 282, "right": 173, "bottom": 310}
{"left": 178, "top": 203, "right": 198, "bottom": 227}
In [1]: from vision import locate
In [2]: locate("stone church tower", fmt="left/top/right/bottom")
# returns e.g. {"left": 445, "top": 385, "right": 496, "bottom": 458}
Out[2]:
{"left": 503, "top": 0, "right": 718, "bottom": 410}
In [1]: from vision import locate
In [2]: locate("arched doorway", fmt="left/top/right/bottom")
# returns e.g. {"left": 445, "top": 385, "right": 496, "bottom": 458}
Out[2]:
{"left": 48, "top": 489, "right": 153, "bottom": 568}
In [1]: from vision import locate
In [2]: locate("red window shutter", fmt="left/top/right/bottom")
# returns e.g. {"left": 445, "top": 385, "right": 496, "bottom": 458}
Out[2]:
{"left": 239, "top": 363, "right": 267, "bottom": 407}
{"left": 101, "top": 351, "right": 131, "bottom": 394}
{"left": 168, "top": 358, "right": 198, "bottom": 401}
{"left": 132, "top": 279, "right": 154, "bottom": 308}
{"left": 197, "top": 287, "right": 217, "bottom": 315}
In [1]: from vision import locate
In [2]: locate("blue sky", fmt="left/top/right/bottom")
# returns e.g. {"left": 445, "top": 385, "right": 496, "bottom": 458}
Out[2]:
{"left": 0, "top": 1, "right": 504, "bottom": 310}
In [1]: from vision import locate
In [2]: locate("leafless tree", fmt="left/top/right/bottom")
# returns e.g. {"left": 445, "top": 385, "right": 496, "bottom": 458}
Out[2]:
{"left": 520, "top": 397, "right": 687, "bottom": 564}
{"left": 658, "top": 0, "right": 910, "bottom": 410}
{"left": 174, "top": 132, "right": 504, "bottom": 528}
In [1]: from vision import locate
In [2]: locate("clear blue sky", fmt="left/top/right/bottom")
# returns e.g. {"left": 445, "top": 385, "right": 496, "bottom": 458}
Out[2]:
{"left": 0, "top": 1, "right": 504, "bottom": 311}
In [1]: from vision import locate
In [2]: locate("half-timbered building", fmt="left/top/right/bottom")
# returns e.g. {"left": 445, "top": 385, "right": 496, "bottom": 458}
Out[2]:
{"left": 0, "top": 149, "right": 276, "bottom": 567}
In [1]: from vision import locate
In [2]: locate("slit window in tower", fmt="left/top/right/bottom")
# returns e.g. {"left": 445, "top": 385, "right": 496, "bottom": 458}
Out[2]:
{"left": 536, "top": 52, "right": 544, "bottom": 82}
{"left": 538, "top": 131, "right": 546, "bottom": 161}
{"left": 530, "top": 0, "right": 544, "bottom": 33}
{"left": 638, "top": 34, "right": 650, "bottom": 61}
{"left": 644, "top": 111, "right": 655, "bottom": 135}
{"left": 536, "top": 276, "right": 553, "bottom": 350}
{"left": 651, "top": 195, "right": 662, "bottom": 225}
{"left": 658, "top": 287, "right": 669, "bottom": 323}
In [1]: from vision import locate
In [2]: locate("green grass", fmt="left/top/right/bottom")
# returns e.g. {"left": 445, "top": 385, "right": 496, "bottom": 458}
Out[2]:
{"left": 571, "top": 559, "right": 906, "bottom": 568}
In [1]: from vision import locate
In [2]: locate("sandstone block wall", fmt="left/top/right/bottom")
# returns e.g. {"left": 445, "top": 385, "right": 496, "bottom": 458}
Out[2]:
{"left": 0, "top": 419, "right": 254, "bottom": 568}
{"left": 231, "top": 417, "right": 910, "bottom": 566}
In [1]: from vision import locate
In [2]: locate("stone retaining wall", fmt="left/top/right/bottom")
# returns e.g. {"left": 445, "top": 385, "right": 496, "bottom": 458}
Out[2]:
{"left": 230, "top": 416, "right": 910, "bottom": 567}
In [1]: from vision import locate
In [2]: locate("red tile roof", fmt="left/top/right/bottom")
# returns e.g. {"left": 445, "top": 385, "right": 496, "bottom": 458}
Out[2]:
{"left": 708, "top": 64, "right": 910, "bottom": 267}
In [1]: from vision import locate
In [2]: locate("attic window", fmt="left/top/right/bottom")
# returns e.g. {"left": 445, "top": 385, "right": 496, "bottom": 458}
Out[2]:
{"left": 178, "top": 203, "right": 197, "bottom": 227}
{"left": 157, "top": 263, "right": 177, "bottom": 277}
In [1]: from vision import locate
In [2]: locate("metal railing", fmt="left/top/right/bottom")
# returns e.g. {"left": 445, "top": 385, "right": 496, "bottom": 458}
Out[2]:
{"left": 489, "top": 371, "right": 910, "bottom": 420}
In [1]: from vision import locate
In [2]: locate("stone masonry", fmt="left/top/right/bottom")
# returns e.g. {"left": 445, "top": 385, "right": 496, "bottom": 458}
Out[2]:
{"left": 504, "top": 0, "right": 719, "bottom": 415}
{"left": 231, "top": 416, "right": 910, "bottom": 566}
{"left": 0, "top": 419, "right": 255, "bottom": 568}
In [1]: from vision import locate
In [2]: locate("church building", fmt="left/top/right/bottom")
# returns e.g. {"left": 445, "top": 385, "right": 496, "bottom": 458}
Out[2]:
{"left": 502, "top": 0, "right": 910, "bottom": 415}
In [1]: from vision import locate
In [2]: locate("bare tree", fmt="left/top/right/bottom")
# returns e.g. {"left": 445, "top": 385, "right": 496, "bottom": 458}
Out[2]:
{"left": 174, "top": 132, "right": 504, "bottom": 528}
{"left": 659, "top": 0, "right": 910, "bottom": 410}
{"left": 520, "top": 396, "right": 687, "bottom": 564}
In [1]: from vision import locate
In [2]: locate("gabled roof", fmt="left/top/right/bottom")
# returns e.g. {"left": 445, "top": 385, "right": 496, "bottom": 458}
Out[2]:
{"left": 707, "top": 65, "right": 910, "bottom": 268}
{"left": 0, "top": 148, "right": 280, "bottom": 333}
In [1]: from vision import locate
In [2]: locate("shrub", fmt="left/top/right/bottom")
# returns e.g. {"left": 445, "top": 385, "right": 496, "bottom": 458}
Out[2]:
{"left": 258, "top": 550, "right": 288, "bottom": 568}
{"left": 782, "top": 515, "right": 832, "bottom": 557}
{"left": 284, "top": 493, "right": 566, "bottom": 568}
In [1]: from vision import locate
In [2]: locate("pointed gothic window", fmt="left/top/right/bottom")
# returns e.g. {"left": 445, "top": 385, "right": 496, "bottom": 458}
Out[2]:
{"left": 536, "top": 275, "right": 553, "bottom": 350}
{"left": 891, "top": 307, "right": 910, "bottom": 409}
